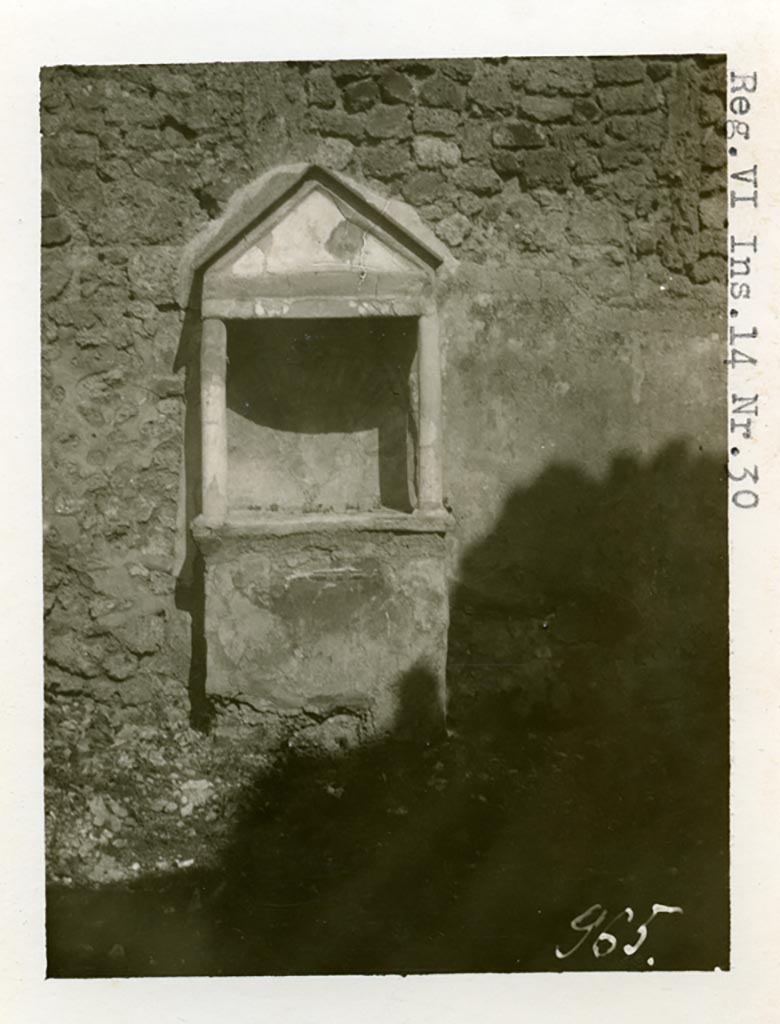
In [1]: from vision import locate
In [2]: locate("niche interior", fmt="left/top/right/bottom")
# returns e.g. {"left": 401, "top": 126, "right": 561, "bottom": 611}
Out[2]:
{"left": 179, "top": 164, "right": 455, "bottom": 736}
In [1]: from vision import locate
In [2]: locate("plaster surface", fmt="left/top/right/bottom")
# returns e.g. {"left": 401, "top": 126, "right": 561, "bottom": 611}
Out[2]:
{"left": 224, "top": 186, "right": 421, "bottom": 278}
{"left": 196, "top": 526, "right": 449, "bottom": 735}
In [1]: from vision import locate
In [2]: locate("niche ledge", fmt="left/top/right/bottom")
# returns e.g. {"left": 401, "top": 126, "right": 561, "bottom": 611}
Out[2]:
{"left": 192, "top": 508, "right": 453, "bottom": 547}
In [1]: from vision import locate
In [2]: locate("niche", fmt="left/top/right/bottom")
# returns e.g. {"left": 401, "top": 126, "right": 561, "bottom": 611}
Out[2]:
{"left": 178, "top": 164, "right": 456, "bottom": 737}
{"left": 225, "top": 317, "right": 417, "bottom": 514}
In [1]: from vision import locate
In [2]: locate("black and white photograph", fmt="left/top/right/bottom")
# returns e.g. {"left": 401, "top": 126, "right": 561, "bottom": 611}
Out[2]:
{"left": 2, "top": 1, "right": 779, "bottom": 1020}
{"left": 40, "top": 50, "right": 731, "bottom": 976}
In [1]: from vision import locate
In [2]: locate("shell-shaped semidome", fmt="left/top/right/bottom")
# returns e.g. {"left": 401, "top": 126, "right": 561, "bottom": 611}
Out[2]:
{"left": 177, "top": 164, "right": 457, "bottom": 310}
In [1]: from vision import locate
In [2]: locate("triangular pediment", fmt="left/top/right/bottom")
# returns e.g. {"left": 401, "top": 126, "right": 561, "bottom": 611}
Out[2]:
{"left": 221, "top": 185, "right": 423, "bottom": 278}
{"left": 179, "top": 164, "right": 456, "bottom": 310}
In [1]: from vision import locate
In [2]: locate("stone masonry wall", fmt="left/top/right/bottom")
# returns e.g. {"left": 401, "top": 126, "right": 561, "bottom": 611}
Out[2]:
{"left": 41, "top": 57, "right": 727, "bottom": 883}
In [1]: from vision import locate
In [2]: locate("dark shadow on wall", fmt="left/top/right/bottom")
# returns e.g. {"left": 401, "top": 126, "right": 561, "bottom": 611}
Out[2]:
{"left": 46, "top": 441, "right": 729, "bottom": 976}
{"left": 172, "top": 294, "right": 212, "bottom": 730}
{"left": 447, "top": 441, "right": 728, "bottom": 740}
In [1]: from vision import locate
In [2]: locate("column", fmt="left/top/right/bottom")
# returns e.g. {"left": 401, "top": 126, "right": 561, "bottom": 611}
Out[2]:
{"left": 416, "top": 312, "right": 443, "bottom": 511}
{"left": 200, "top": 317, "right": 228, "bottom": 522}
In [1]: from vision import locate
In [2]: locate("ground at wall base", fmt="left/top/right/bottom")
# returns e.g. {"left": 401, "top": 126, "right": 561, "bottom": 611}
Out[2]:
{"left": 46, "top": 665, "right": 728, "bottom": 975}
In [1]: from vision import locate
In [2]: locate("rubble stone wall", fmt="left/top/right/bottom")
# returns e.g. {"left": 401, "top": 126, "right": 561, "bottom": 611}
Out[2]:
{"left": 41, "top": 57, "right": 727, "bottom": 881}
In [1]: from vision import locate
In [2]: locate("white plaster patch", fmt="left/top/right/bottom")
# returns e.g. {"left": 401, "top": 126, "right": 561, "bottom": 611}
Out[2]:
{"left": 229, "top": 187, "right": 418, "bottom": 277}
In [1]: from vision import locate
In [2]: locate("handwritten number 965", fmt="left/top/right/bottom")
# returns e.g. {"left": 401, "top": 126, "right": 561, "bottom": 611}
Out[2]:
{"left": 554, "top": 903, "right": 683, "bottom": 961}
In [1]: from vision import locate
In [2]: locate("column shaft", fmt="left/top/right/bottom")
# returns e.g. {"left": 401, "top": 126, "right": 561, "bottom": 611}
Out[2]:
{"left": 417, "top": 312, "right": 443, "bottom": 511}
{"left": 200, "top": 317, "right": 228, "bottom": 522}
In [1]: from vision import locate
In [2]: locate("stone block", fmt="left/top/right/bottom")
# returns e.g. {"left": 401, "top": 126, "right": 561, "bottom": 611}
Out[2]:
{"left": 127, "top": 247, "right": 178, "bottom": 304}
{"left": 699, "top": 170, "right": 725, "bottom": 197}
{"left": 698, "top": 228, "right": 726, "bottom": 256}
{"left": 289, "top": 714, "right": 367, "bottom": 756}
{"left": 148, "top": 69, "right": 197, "bottom": 97}
{"left": 42, "top": 216, "right": 71, "bottom": 248}
{"left": 573, "top": 96, "right": 602, "bottom": 122}
{"left": 467, "top": 68, "right": 514, "bottom": 111}
{"left": 105, "top": 650, "right": 139, "bottom": 681}
{"left": 701, "top": 135, "right": 726, "bottom": 169}
{"left": 418, "top": 202, "right": 444, "bottom": 222}
{"left": 343, "top": 79, "right": 380, "bottom": 113}
{"left": 438, "top": 58, "right": 476, "bottom": 83}
{"left": 526, "top": 57, "right": 594, "bottom": 96}
{"left": 46, "top": 634, "right": 105, "bottom": 678}
{"left": 572, "top": 152, "right": 601, "bottom": 181}
{"left": 598, "top": 82, "right": 657, "bottom": 115}
{"left": 519, "top": 95, "right": 574, "bottom": 122}
{"left": 42, "top": 188, "right": 59, "bottom": 218}
{"left": 401, "top": 170, "right": 447, "bottom": 205}
{"left": 592, "top": 57, "right": 646, "bottom": 85}
{"left": 44, "top": 131, "right": 100, "bottom": 170}
{"left": 309, "top": 108, "right": 366, "bottom": 142}
{"left": 460, "top": 121, "right": 492, "bottom": 159}
{"left": 41, "top": 254, "right": 73, "bottom": 302}
{"left": 676, "top": 227, "right": 700, "bottom": 268}
{"left": 646, "top": 60, "right": 674, "bottom": 82}
{"left": 690, "top": 255, "right": 726, "bottom": 284}
{"left": 701, "top": 62, "right": 726, "bottom": 93}
{"left": 110, "top": 612, "right": 166, "bottom": 655}
{"left": 655, "top": 225, "right": 682, "bottom": 270}
{"left": 629, "top": 221, "right": 657, "bottom": 256}
{"left": 607, "top": 113, "right": 665, "bottom": 153}
{"left": 491, "top": 151, "right": 523, "bottom": 178}
{"left": 699, "top": 92, "right": 725, "bottom": 127}
{"left": 360, "top": 141, "right": 410, "bottom": 180}
{"left": 378, "top": 69, "right": 414, "bottom": 104}
{"left": 413, "top": 136, "right": 461, "bottom": 168}
{"left": 314, "top": 137, "right": 355, "bottom": 171}
{"left": 306, "top": 67, "right": 339, "bottom": 108}
{"left": 491, "top": 121, "right": 546, "bottom": 148}
{"left": 452, "top": 165, "right": 502, "bottom": 195}
{"left": 331, "top": 60, "right": 376, "bottom": 84}
{"left": 520, "top": 148, "right": 572, "bottom": 191}
{"left": 599, "top": 142, "right": 645, "bottom": 170}
{"left": 364, "top": 104, "right": 411, "bottom": 140}
{"left": 435, "top": 212, "right": 472, "bottom": 247}
{"left": 413, "top": 107, "right": 460, "bottom": 136}
{"left": 420, "top": 73, "right": 466, "bottom": 110}
{"left": 457, "top": 193, "right": 484, "bottom": 216}
{"left": 49, "top": 299, "right": 98, "bottom": 331}
{"left": 699, "top": 194, "right": 726, "bottom": 229}
{"left": 504, "top": 59, "right": 530, "bottom": 87}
